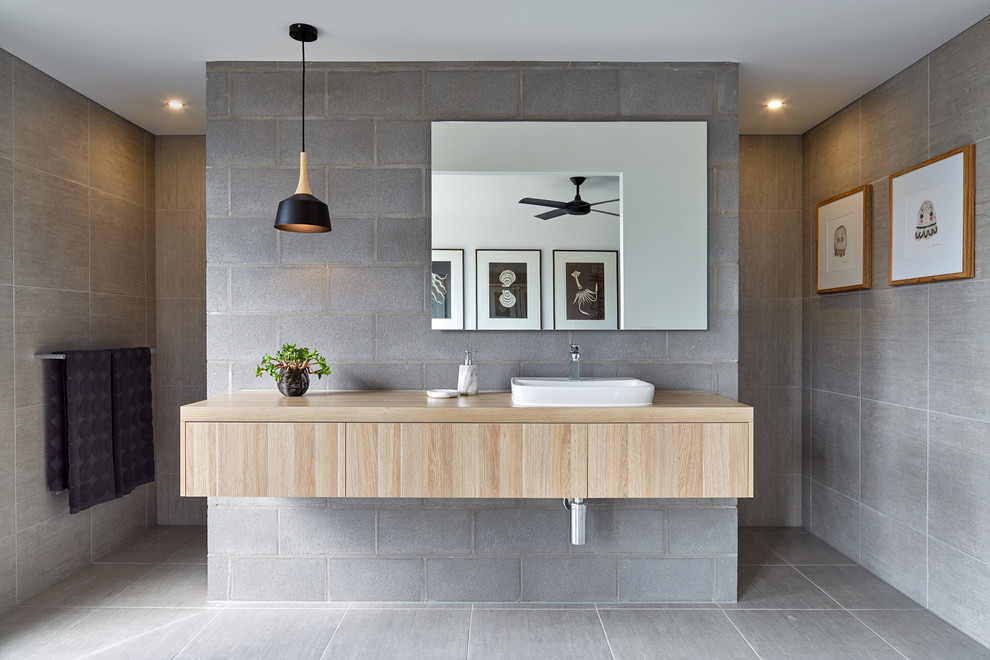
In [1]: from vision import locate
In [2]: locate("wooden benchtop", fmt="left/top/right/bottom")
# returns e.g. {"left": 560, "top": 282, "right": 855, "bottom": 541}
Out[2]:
{"left": 180, "top": 390, "right": 753, "bottom": 425}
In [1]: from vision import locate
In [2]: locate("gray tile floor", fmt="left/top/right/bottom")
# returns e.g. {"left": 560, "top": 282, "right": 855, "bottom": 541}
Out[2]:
{"left": 2, "top": 526, "right": 989, "bottom": 659}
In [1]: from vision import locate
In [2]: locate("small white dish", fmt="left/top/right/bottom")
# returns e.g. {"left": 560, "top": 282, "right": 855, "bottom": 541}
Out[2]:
{"left": 426, "top": 389, "right": 459, "bottom": 399}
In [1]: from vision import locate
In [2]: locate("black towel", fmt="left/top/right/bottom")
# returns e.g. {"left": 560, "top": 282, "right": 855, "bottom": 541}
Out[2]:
{"left": 64, "top": 350, "right": 117, "bottom": 513}
{"left": 111, "top": 347, "right": 155, "bottom": 497}
{"left": 45, "top": 357, "right": 69, "bottom": 492}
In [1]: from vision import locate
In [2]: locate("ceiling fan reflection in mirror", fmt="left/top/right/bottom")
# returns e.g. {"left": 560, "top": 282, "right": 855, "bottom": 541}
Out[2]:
{"left": 519, "top": 176, "right": 620, "bottom": 220}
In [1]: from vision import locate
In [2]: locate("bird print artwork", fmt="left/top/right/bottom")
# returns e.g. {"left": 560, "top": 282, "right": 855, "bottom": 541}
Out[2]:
{"left": 570, "top": 270, "right": 599, "bottom": 316}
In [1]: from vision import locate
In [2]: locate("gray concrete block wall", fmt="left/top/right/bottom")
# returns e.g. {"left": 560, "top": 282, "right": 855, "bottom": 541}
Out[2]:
{"left": 0, "top": 49, "right": 157, "bottom": 614}
{"left": 802, "top": 15, "right": 990, "bottom": 647}
{"left": 208, "top": 498, "right": 738, "bottom": 603}
{"left": 206, "top": 60, "right": 739, "bottom": 603}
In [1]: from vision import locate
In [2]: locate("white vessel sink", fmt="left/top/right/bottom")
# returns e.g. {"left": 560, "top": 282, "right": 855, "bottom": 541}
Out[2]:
{"left": 510, "top": 377, "right": 655, "bottom": 407}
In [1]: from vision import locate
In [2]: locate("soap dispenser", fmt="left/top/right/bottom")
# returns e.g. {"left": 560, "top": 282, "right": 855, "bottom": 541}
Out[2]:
{"left": 457, "top": 351, "right": 479, "bottom": 395}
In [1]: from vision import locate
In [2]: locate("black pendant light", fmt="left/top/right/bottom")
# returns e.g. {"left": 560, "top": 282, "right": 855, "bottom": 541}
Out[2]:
{"left": 275, "top": 23, "right": 331, "bottom": 233}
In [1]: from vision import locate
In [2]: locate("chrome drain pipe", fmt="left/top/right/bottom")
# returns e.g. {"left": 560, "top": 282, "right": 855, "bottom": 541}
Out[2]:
{"left": 564, "top": 498, "right": 587, "bottom": 545}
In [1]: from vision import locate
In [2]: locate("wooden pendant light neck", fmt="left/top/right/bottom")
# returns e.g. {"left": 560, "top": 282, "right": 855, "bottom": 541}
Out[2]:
{"left": 295, "top": 152, "right": 313, "bottom": 195}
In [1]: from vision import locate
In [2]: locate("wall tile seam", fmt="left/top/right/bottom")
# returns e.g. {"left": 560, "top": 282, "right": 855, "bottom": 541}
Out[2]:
{"left": 859, "top": 503, "right": 927, "bottom": 537}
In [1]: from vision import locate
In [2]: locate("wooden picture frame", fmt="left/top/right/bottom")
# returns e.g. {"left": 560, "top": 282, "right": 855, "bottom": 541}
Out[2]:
{"left": 553, "top": 250, "right": 618, "bottom": 329}
{"left": 431, "top": 249, "right": 464, "bottom": 329}
{"left": 816, "top": 185, "right": 872, "bottom": 294}
{"left": 475, "top": 249, "right": 542, "bottom": 330}
{"left": 889, "top": 145, "right": 975, "bottom": 286}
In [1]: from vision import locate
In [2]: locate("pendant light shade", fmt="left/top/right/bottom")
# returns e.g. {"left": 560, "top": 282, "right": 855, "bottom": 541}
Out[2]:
{"left": 275, "top": 23, "right": 331, "bottom": 233}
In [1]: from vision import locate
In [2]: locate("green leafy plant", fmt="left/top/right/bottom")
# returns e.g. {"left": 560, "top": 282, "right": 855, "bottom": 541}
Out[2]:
{"left": 255, "top": 343, "right": 331, "bottom": 380}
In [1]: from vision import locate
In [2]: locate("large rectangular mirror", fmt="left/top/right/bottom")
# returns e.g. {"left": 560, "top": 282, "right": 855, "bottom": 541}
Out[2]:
{"left": 431, "top": 121, "right": 708, "bottom": 330}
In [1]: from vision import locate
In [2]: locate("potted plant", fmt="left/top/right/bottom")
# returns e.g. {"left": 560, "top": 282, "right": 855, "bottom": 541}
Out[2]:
{"left": 255, "top": 343, "right": 331, "bottom": 397}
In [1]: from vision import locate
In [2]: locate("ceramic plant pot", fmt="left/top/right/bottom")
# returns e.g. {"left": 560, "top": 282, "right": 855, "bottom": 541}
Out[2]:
{"left": 277, "top": 368, "right": 310, "bottom": 397}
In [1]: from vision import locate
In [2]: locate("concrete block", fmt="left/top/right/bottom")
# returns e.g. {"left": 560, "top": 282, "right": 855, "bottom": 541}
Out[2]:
{"left": 279, "top": 217, "right": 374, "bottom": 264}
{"left": 279, "top": 314, "right": 375, "bottom": 363}
{"left": 378, "top": 509, "right": 470, "bottom": 555}
{"left": 522, "top": 558, "right": 617, "bottom": 602}
{"left": 207, "top": 218, "right": 277, "bottom": 265}
{"left": 572, "top": 507, "right": 664, "bottom": 555}
{"left": 207, "top": 507, "right": 277, "bottom": 554}
{"left": 327, "top": 71, "right": 422, "bottom": 117}
{"left": 229, "top": 266, "right": 326, "bottom": 313}
{"left": 667, "top": 508, "right": 737, "bottom": 554}
{"left": 426, "top": 70, "right": 519, "bottom": 117}
{"left": 206, "top": 69, "right": 228, "bottom": 118}
{"left": 206, "top": 119, "right": 277, "bottom": 166}
{"left": 230, "top": 71, "right": 324, "bottom": 118}
{"left": 618, "top": 558, "right": 714, "bottom": 602}
{"left": 330, "top": 558, "right": 422, "bottom": 601}
{"left": 377, "top": 217, "right": 430, "bottom": 263}
{"left": 278, "top": 119, "right": 373, "bottom": 166}
{"left": 377, "top": 120, "right": 431, "bottom": 165}
{"left": 619, "top": 67, "right": 715, "bottom": 117}
{"left": 377, "top": 313, "right": 468, "bottom": 361}
{"left": 328, "top": 168, "right": 423, "bottom": 215}
{"left": 207, "top": 555, "right": 230, "bottom": 600}
{"left": 327, "top": 265, "right": 423, "bottom": 313}
{"left": 427, "top": 558, "right": 520, "bottom": 602}
{"left": 231, "top": 556, "right": 326, "bottom": 601}
{"left": 475, "top": 509, "right": 570, "bottom": 555}
{"left": 522, "top": 69, "right": 618, "bottom": 117}
{"left": 205, "top": 314, "right": 277, "bottom": 361}
{"left": 279, "top": 508, "right": 375, "bottom": 555}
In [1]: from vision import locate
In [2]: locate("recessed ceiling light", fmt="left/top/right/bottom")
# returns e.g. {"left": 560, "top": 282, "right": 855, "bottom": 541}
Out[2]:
{"left": 166, "top": 100, "right": 185, "bottom": 109}
{"left": 766, "top": 99, "right": 784, "bottom": 110}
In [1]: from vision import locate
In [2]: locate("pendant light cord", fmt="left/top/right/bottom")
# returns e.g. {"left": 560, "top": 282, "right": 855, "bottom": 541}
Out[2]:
{"left": 301, "top": 39, "right": 306, "bottom": 154}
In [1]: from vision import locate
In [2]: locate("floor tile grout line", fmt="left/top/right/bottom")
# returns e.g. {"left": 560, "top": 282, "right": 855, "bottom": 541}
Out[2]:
{"left": 845, "top": 610, "right": 912, "bottom": 660}
{"left": 74, "top": 608, "right": 224, "bottom": 660}
{"left": 319, "top": 602, "right": 351, "bottom": 657}
{"left": 593, "top": 603, "right": 618, "bottom": 660}
{"left": 466, "top": 604, "right": 474, "bottom": 660}
{"left": 718, "top": 608, "right": 765, "bottom": 660}
{"left": 790, "top": 565, "right": 847, "bottom": 610}
{"left": 21, "top": 607, "right": 103, "bottom": 660}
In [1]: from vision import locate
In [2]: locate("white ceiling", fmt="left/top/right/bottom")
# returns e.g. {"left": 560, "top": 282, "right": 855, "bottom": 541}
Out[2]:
{"left": 0, "top": 1, "right": 988, "bottom": 136}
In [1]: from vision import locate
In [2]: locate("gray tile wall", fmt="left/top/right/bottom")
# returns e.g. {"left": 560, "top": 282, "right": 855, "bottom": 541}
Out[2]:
{"left": 0, "top": 49, "right": 157, "bottom": 613}
{"left": 206, "top": 60, "right": 740, "bottom": 602}
{"left": 154, "top": 136, "right": 207, "bottom": 525}
{"left": 738, "top": 136, "right": 803, "bottom": 526}
{"left": 802, "top": 15, "right": 990, "bottom": 647}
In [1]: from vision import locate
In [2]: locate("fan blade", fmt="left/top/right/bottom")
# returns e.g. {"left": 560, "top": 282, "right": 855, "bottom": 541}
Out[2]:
{"left": 519, "top": 197, "right": 567, "bottom": 209}
{"left": 591, "top": 209, "right": 620, "bottom": 217}
{"left": 537, "top": 208, "right": 569, "bottom": 220}
{"left": 588, "top": 198, "right": 620, "bottom": 206}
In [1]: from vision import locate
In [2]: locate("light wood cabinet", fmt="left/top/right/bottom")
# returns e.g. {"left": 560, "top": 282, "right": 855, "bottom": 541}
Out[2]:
{"left": 182, "top": 422, "right": 345, "bottom": 497}
{"left": 345, "top": 423, "right": 586, "bottom": 498}
{"left": 180, "top": 391, "right": 753, "bottom": 499}
{"left": 588, "top": 423, "right": 751, "bottom": 497}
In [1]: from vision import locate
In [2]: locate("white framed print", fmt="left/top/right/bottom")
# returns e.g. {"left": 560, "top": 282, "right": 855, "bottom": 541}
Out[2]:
{"left": 889, "top": 145, "right": 975, "bottom": 286}
{"left": 475, "top": 249, "right": 542, "bottom": 330}
{"left": 816, "top": 185, "right": 872, "bottom": 294}
{"left": 553, "top": 250, "right": 618, "bottom": 329}
{"left": 431, "top": 249, "right": 464, "bottom": 329}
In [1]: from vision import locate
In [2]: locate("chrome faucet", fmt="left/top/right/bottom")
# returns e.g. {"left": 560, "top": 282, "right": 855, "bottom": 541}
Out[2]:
{"left": 568, "top": 344, "right": 581, "bottom": 380}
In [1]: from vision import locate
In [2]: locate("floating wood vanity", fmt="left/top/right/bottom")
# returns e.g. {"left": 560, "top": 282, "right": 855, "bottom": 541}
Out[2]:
{"left": 180, "top": 390, "right": 753, "bottom": 500}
